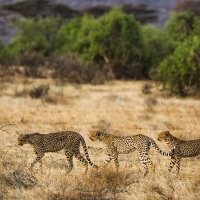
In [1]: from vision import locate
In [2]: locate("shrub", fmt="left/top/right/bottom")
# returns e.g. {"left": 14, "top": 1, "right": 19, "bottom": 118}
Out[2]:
{"left": 3, "top": 8, "right": 163, "bottom": 81}
{"left": 153, "top": 35, "right": 200, "bottom": 95}
{"left": 142, "top": 25, "right": 176, "bottom": 70}
{"left": 51, "top": 55, "right": 108, "bottom": 84}
{"left": 1, "top": 158, "right": 37, "bottom": 189}
{"left": 165, "top": 11, "right": 199, "bottom": 42}
{"left": 142, "top": 83, "right": 153, "bottom": 95}
{"left": 29, "top": 84, "right": 50, "bottom": 99}
{"left": 56, "top": 8, "right": 146, "bottom": 79}
{"left": 55, "top": 15, "right": 93, "bottom": 55}
{"left": 85, "top": 7, "right": 144, "bottom": 79}
{"left": 8, "top": 17, "right": 62, "bottom": 63}
{"left": 51, "top": 55, "right": 85, "bottom": 82}
{"left": 74, "top": 168, "right": 138, "bottom": 200}
{"left": 151, "top": 12, "right": 200, "bottom": 96}
{"left": 37, "top": 168, "right": 138, "bottom": 200}
{"left": 0, "top": 41, "right": 6, "bottom": 67}
{"left": 0, "top": 41, "right": 4, "bottom": 55}
{"left": 0, "top": 41, "right": 12, "bottom": 67}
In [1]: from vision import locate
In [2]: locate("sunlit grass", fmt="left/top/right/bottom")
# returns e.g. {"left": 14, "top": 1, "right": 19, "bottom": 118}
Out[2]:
{"left": 0, "top": 77, "right": 200, "bottom": 199}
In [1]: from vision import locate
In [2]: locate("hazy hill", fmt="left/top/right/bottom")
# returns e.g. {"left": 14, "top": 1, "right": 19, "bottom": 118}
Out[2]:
{"left": 0, "top": 0, "right": 179, "bottom": 44}
{"left": 50, "top": 0, "right": 179, "bottom": 26}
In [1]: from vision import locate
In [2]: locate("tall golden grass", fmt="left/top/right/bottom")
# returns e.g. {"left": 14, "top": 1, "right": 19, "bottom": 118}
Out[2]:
{"left": 0, "top": 76, "right": 200, "bottom": 199}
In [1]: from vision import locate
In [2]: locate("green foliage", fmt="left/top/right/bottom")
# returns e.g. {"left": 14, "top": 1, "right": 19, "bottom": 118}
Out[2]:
{"left": 3, "top": 8, "right": 200, "bottom": 89}
{"left": 154, "top": 36, "right": 200, "bottom": 95}
{"left": 0, "top": 40, "right": 4, "bottom": 52}
{"left": 83, "top": 8, "right": 144, "bottom": 78}
{"left": 56, "top": 8, "right": 145, "bottom": 79}
{"left": 0, "top": 41, "right": 5, "bottom": 63}
{"left": 151, "top": 12, "right": 200, "bottom": 95}
{"left": 0, "top": 40, "right": 12, "bottom": 66}
{"left": 142, "top": 25, "right": 176, "bottom": 68}
{"left": 55, "top": 17, "right": 79, "bottom": 53}
{"left": 165, "top": 12, "right": 199, "bottom": 42}
{"left": 85, "top": 8, "right": 143, "bottom": 61}
{"left": 192, "top": 17, "right": 200, "bottom": 36}
{"left": 8, "top": 18, "right": 62, "bottom": 61}
{"left": 0, "top": 41, "right": 5, "bottom": 60}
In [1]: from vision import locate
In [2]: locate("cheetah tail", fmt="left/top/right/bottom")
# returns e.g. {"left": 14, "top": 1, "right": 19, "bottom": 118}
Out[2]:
{"left": 150, "top": 139, "right": 174, "bottom": 156}
{"left": 80, "top": 137, "right": 97, "bottom": 168}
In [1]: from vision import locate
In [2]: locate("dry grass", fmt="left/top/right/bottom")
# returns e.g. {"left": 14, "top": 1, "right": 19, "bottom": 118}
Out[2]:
{"left": 0, "top": 76, "right": 200, "bottom": 199}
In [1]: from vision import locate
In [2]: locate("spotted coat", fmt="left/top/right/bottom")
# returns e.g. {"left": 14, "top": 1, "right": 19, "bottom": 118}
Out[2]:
{"left": 90, "top": 131, "right": 174, "bottom": 176}
{"left": 18, "top": 131, "right": 97, "bottom": 173}
{"left": 158, "top": 130, "right": 200, "bottom": 174}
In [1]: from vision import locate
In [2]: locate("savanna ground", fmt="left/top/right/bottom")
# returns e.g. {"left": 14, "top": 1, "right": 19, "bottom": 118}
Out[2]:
{"left": 0, "top": 76, "right": 200, "bottom": 200}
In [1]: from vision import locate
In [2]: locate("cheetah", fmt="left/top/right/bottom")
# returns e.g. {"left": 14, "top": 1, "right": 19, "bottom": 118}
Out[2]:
{"left": 18, "top": 131, "right": 97, "bottom": 173}
{"left": 89, "top": 131, "right": 174, "bottom": 176}
{"left": 158, "top": 130, "right": 200, "bottom": 174}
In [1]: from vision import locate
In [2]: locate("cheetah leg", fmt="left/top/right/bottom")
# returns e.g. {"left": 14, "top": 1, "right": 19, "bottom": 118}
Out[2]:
{"left": 31, "top": 153, "right": 44, "bottom": 168}
{"left": 65, "top": 151, "right": 73, "bottom": 174}
{"left": 139, "top": 152, "right": 154, "bottom": 177}
{"left": 104, "top": 148, "right": 119, "bottom": 170}
{"left": 105, "top": 153, "right": 112, "bottom": 161}
{"left": 103, "top": 147, "right": 113, "bottom": 167}
{"left": 175, "top": 157, "right": 181, "bottom": 174}
{"left": 112, "top": 153, "right": 119, "bottom": 170}
{"left": 168, "top": 155, "right": 177, "bottom": 173}
{"left": 35, "top": 151, "right": 43, "bottom": 168}
{"left": 103, "top": 154, "right": 119, "bottom": 170}
{"left": 74, "top": 153, "right": 88, "bottom": 174}
{"left": 103, "top": 154, "right": 112, "bottom": 167}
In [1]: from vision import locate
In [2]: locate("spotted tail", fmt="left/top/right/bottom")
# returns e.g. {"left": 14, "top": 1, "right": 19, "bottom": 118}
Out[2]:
{"left": 150, "top": 139, "right": 174, "bottom": 156}
{"left": 80, "top": 137, "right": 98, "bottom": 168}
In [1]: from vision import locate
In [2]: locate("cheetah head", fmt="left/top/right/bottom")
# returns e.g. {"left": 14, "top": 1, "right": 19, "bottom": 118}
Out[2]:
{"left": 89, "top": 131, "right": 108, "bottom": 142}
{"left": 157, "top": 131, "right": 171, "bottom": 142}
{"left": 17, "top": 134, "right": 30, "bottom": 146}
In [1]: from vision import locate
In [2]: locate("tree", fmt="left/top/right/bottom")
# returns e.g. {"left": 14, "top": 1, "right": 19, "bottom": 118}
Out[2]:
{"left": 0, "top": 41, "right": 11, "bottom": 67}
{"left": 87, "top": 7, "right": 144, "bottom": 79}
{"left": 55, "top": 15, "right": 94, "bottom": 55}
{"left": 57, "top": 7, "right": 145, "bottom": 79}
{"left": 8, "top": 18, "right": 62, "bottom": 63}
{"left": 165, "top": 11, "right": 198, "bottom": 42}
{"left": 153, "top": 36, "right": 200, "bottom": 95}
{"left": 142, "top": 25, "right": 176, "bottom": 70}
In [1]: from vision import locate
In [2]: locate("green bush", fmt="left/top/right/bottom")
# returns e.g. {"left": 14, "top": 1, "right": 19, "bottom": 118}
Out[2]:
{"left": 82, "top": 8, "right": 143, "bottom": 60}
{"left": 151, "top": 12, "right": 200, "bottom": 96}
{"left": 0, "top": 41, "right": 12, "bottom": 67}
{"left": 153, "top": 35, "right": 200, "bottom": 95}
{"left": 142, "top": 25, "right": 176, "bottom": 70}
{"left": 55, "top": 15, "right": 94, "bottom": 55}
{"left": 5, "top": 9, "right": 200, "bottom": 86}
{"left": 0, "top": 41, "right": 5, "bottom": 64}
{"left": 8, "top": 17, "right": 62, "bottom": 63}
{"left": 165, "top": 12, "right": 199, "bottom": 42}
{"left": 0, "top": 40, "right": 4, "bottom": 52}
{"left": 51, "top": 55, "right": 108, "bottom": 84}
{"left": 56, "top": 8, "right": 145, "bottom": 79}
{"left": 85, "top": 7, "right": 144, "bottom": 79}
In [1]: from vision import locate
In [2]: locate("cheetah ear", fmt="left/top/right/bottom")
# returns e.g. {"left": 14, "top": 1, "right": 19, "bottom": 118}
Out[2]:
{"left": 166, "top": 131, "right": 170, "bottom": 135}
